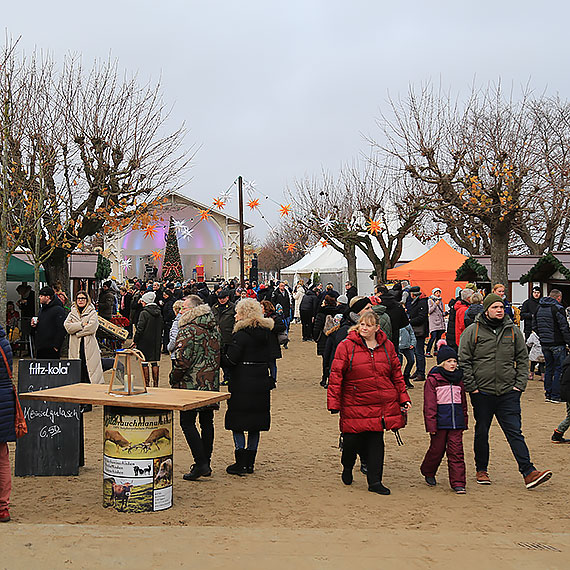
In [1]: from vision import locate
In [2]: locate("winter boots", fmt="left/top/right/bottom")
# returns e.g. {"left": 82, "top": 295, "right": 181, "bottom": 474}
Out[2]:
{"left": 226, "top": 449, "right": 257, "bottom": 475}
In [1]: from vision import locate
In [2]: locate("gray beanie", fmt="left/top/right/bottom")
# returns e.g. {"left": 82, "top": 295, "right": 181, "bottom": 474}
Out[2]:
{"left": 141, "top": 292, "right": 156, "bottom": 304}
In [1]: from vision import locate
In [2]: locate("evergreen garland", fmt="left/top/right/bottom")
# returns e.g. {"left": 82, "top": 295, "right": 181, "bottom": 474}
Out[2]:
{"left": 520, "top": 252, "right": 570, "bottom": 284}
{"left": 95, "top": 253, "right": 111, "bottom": 280}
{"left": 456, "top": 257, "right": 490, "bottom": 282}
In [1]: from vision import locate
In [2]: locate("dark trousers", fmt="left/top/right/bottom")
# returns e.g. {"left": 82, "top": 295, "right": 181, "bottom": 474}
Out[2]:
{"left": 341, "top": 431, "right": 384, "bottom": 487}
{"left": 420, "top": 429, "right": 466, "bottom": 487}
{"left": 300, "top": 310, "right": 314, "bottom": 340}
{"left": 414, "top": 335, "right": 426, "bottom": 376}
{"left": 180, "top": 408, "right": 215, "bottom": 467}
{"left": 470, "top": 391, "right": 535, "bottom": 477}
{"left": 426, "top": 330, "right": 444, "bottom": 354}
{"left": 398, "top": 348, "right": 415, "bottom": 383}
{"left": 36, "top": 347, "right": 60, "bottom": 359}
{"left": 543, "top": 345, "right": 566, "bottom": 400}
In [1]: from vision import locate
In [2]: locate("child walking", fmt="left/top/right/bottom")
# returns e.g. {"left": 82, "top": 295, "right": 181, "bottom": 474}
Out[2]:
{"left": 420, "top": 342, "right": 468, "bottom": 493}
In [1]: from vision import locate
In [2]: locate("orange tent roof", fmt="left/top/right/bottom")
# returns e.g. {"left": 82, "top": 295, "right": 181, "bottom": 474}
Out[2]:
{"left": 387, "top": 239, "right": 468, "bottom": 302}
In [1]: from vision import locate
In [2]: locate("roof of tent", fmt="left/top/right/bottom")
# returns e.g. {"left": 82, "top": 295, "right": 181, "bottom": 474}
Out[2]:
{"left": 387, "top": 239, "right": 468, "bottom": 301}
{"left": 7, "top": 256, "right": 46, "bottom": 282}
{"left": 281, "top": 236, "right": 428, "bottom": 275}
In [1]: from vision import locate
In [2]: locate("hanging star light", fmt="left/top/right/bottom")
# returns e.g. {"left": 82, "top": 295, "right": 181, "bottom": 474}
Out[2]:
{"left": 180, "top": 227, "right": 194, "bottom": 240}
{"left": 150, "top": 250, "right": 162, "bottom": 261}
{"left": 320, "top": 239, "right": 329, "bottom": 248}
{"left": 320, "top": 214, "right": 334, "bottom": 232}
{"left": 285, "top": 242, "right": 297, "bottom": 253}
{"left": 120, "top": 257, "right": 132, "bottom": 272}
{"left": 247, "top": 199, "right": 260, "bottom": 210}
{"left": 198, "top": 208, "right": 212, "bottom": 221}
{"left": 279, "top": 204, "right": 292, "bottom": 217}
{"left": 212, "top": 198, "right": 226, "bottom": 210}
{"left": 143, "top": 224, "right": 158, "bottom": 239}
{"left": 172, "top": 219, "right": 188, "bottom": 233}
{"left": 244, "top": 179, "right": 256, "bottom": 193}
{"left": 367, "top": 219, "right": 382, "bottom": 235}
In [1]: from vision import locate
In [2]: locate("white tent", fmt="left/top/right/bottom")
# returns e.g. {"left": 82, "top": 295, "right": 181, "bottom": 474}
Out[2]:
{"left": 281, "top": 236, "right": 428, "bottom": 296}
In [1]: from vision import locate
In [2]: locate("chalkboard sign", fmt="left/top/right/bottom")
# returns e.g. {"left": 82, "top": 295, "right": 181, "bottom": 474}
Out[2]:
{"left": 15, "top": 360, "right": 82, "bottom": 477}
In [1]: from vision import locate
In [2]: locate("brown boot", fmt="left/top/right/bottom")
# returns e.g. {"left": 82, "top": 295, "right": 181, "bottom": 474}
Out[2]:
{"left": 142, "top": 364, "right": 150, "bottom": 388}
{"left": 152, "top": 364, "right": 160, "bottom": 388}
{"left": 524, "top": 470, "right": 552, "bottom": 489}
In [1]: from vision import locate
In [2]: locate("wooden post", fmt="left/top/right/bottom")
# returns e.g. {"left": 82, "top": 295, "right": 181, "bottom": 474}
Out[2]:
{"left": 238, "top": 175, "right": 245, "bottom": 288}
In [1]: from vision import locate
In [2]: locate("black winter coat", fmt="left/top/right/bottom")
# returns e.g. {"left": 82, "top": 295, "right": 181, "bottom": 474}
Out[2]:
{"left": 380, "top": 295, "right": 410, "bottom": 348}
{"left": 313, "top": 305, "right": 340, "bottom": 355}
{"left": 464, "top": 304, "right": 484, "bottom": 328}
{"left": 323, "top": 311, "right": 359, "bottom": 378}
{"left": 134, "top": 304, "right": 163, "bottom": 361}
{"left": 408, "top": 296, "right": 429, "bottom": 338}
{"left": 97, "top": 289, "right": 115, "bottom": 320}
{"left": 265, "top": 311, "right": 286, "bottom": 360}
{"left": 520, "top": 296, "right": 541, "bottom": 336}
{"left": 0, "top": 326, "right": 15, "bottom": 443}
{"left": 224, "top": 324, "right": 273, "bottom": 432}
{"left": 533, "top": 296, "right": 570, "bottom": 347}
{"left": 446, "top": 296, "right": 460, "bottom": 350}
{"left": 162, "top": 297, "right": 176, "bottom": 326}
{"left": 299, "top": 289, "right": 319, "bottom": 315}
{"left": 346, "top": 286, "right": 358, "bottom": 302}
{"left": 272, "top": 289, "right": 292, "bottom": 319}
{"left": 212, "top": 301, "right": 237, "bottom": 346}
{"left": 34, "top": 297, "right": 67, "bottom": 353}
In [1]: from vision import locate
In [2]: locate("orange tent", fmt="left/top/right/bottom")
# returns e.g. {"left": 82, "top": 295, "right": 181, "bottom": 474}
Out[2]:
{"left": 387, "top": 240, "right": 468, "bottom": 302}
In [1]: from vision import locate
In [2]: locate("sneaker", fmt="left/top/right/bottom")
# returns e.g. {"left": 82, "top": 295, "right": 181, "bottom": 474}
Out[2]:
{"left": 550, "top": 398, "right": 563, "bottom": 404}
{"left": 341, "top": 467, "right": 353, "bottom": 485}
{"left": 368, "top": 483, "right": 391, "bottom": 495}
{"left": 453, "top": 486, "right": 466, "bottom": 494}
{"left": 425, "top": 476, "right": 437, "bottom": 487}
{"left": 476, "top": 471, "right": 491, "bottom": 485}
{"left": 551, "top": 430, "right": 570, "bottom": 444}
{"left": 415, "top": 374, "right": 426, "bottom": 382}
{"left": 360, "top": 462, "right": 368, "bottom": 475}
{"left": 0, "top": 510, "right": 10, "bottom": 523}
{"left": 183, "top": 463, "right": 212, "bottom": 481}
{"left": 524, "top": 469, "right": 552, "bottom": 489}
{"left": 425, "top": 353, "right": 432, "bottom": 358}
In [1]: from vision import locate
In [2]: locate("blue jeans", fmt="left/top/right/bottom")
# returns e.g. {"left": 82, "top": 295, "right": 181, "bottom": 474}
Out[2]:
{"left": 543, "top": 345, "right": 566, "bottom": 400}
{"left": 470, "top": 390, "right": 535, "bottom": 477}
{"left": 233, "top": 431, "right": 260, "bottom": 451}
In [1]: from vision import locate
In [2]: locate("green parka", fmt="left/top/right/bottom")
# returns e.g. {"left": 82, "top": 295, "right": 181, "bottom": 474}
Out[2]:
{"left": 170, "top": 304, "right": 222, "bottom": 393}
{"left": 458, "top": 313, "right": 529, "bottom": 395}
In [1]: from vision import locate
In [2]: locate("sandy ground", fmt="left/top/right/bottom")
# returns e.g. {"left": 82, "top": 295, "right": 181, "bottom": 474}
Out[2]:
{"left": 4, "top": 324, "right": 570, "bottom": 568}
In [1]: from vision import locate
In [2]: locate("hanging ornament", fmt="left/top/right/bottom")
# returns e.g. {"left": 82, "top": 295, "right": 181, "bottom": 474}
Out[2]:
{"left": 198, "top": 208, "right": 212, "bottom": 221}
{"left": 367, "top": 219, "right": 382, "bottom": 235}
{"left": 244, "top": 179, "right": 256, "bottom": 194}
{"left": 279, "top": 204, "right": 292, "bottom": 217}
{"left": 320, "top": 215, "right": 334, "bottom": 232}
{"left": 285, "top": 242, "right": 297, "bottom": 253}
{"left": 320, "top": 239, "right": 329, "bottom": 248}
{"left": 180, "top": 227, "right": 194, "bottom": 241}
{"left": 247, "top": 199, "right": 260, "bottom": 210}
{"left": 143, "top": 224, "right": 158, "bottom": 239}
{"left": 150, "top": 250, "right": 162, "bottom": 261}
{"left": 212, "top": 198, "right": 226, "bottom": 210}
{"left": 73, "top": 179, "right": 78, "bottom": 186}
{"left": 119, "top": 257, "right": 132, "bottom": 273}
{"left": 172, "top": 219, "right": 188, "bottom": 233}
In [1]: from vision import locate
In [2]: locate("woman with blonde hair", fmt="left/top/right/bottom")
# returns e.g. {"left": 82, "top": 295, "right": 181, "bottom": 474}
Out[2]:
{"left": 328, "top": 310, "right": 411, "bottom": 495}
{"left": 64, "top": 292, "right": 104, "bottom": 384}
{"left": 223, "top": 298, "right": 274, "bottom": 475}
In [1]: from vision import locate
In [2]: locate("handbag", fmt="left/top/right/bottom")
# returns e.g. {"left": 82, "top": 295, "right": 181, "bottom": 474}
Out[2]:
{"left": 0, "top": 345, "right": 28, "bottom": 438}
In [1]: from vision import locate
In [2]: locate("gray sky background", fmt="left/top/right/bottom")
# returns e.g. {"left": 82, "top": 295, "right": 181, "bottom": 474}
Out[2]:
{"left": 4, "top": 1, "right": 568, "bottom": 237}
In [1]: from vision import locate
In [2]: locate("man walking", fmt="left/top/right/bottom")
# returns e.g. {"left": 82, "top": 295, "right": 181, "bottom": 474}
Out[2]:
{"left": 459, "top": 293, "right": 552, "bottom": 489}
{"left": 170, "top": 295, "right": 222, "bottom": 480}
{"left": 533, "top": 289, "right": 570, "bottom": 403}
{"left": 212, "top": 289, "right": 236, "bottom": 384}
{"left": 32, "top": 286, "right": 67, "bottom": 359}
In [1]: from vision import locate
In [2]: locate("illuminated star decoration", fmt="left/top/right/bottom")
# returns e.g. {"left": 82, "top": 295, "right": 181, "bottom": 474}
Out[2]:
{"left": 279, "top": 204, "right": 292, "bottom": 217}
{"left": 247, "top": 199, "right": 260, "bottom": 210}
{"left": 150, "top": 250, "right": 162, "bottom": 261}
{"left": 119, "top": 257, "right": 132, "bottom": 273}
{"left": 212, "top": 198, "right": 226, "bottom": 210}
{"left": 285, "top": 242, "right": 297, "bottom": 253}
{"left": 172, "top": 219, "right": 188, "bottom": 233}
{"left": 320, "top": 215, "right": 334, "bottom": 232}
{"left": 244, "top": 179, "right": 256, "bottom": 194}
{"left": 143, "top": 224, "right": 158, "bottom": 239}
{"left": 198, "top": 208, "right": 212, "bottom": 221}
{"left": 367, "top": 219, "right": 382, "bottom": 235}
{"left": 320, "top": 239, "right": 329, "bottom": 248}
{"left": 180, "top": 227, "right": 194, "bottom": 241}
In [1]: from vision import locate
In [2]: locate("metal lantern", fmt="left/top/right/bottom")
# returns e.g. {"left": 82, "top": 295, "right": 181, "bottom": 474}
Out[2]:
{"left": 108, "top": 349, "right": 147, "bottom": 395}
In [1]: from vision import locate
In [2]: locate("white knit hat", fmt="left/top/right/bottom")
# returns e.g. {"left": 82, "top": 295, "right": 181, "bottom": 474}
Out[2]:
{"left": 141, "top": 292, "right": 156, "bottom": 304}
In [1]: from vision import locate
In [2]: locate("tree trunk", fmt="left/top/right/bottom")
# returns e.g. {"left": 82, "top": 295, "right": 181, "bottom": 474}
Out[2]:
{"left": 0, "top": 250, "right": 6, "bottom": 328}
{"left": 490, "top": 226, "right": 509, "bottom": 287}
{"left": 344, "top": 243, "right": 358, "bottom": 289}
{"left": 43, "top": 248, "right": 70, "bottom": 294}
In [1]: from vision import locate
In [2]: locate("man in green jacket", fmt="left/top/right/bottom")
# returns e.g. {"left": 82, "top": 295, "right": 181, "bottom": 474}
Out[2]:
{"left": 458, "top": 293, "right": 552, "bottom": 489}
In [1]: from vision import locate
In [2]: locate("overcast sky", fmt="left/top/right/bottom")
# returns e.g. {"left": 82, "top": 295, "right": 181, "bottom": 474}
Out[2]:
{"left": 4, "top": 1, "right": 569, "bottom": 237}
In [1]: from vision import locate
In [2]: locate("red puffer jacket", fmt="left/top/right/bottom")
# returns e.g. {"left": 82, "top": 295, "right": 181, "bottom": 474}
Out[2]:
{"left": 327, "top": 329, "right": 410, "bottom": 433}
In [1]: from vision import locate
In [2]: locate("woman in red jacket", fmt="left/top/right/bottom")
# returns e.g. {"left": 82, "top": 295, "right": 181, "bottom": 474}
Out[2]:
{"left": 328, "top": 311, "right": 411, "bottom": 495}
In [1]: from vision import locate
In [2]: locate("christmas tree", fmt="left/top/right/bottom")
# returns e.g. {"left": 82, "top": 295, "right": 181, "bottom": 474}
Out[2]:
{"left": 162, "top": 217, "right": 184, "bottom": 281}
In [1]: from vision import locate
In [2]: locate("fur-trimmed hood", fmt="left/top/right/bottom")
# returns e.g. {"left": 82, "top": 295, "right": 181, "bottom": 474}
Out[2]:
{"left": 233, "top": 315, "right": 274, "bottom": 333}
{"left": 179, "top": 303, "right": 214, "bottom": 328}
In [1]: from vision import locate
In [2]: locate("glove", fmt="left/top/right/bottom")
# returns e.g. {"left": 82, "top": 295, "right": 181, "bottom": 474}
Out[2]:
{"left": 330, "top": 409, "right": 340, "bottom": 414}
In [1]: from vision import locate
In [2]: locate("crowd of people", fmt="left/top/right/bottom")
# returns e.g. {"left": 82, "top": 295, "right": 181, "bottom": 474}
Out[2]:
{"left": 1, "top": 274, "right": 568, "bottom": 522}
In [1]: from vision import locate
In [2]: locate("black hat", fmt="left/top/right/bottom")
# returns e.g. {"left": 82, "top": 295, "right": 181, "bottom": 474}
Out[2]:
{"left": 217, "top": 289, "right": 231, "bottom": 299}
{"left": 532, "top": 286, "right": 541, "bottom": 293}
{"left": 410, "top": 286, "right": 421, "bottom": 294}
{"left": 437, "top": 344, "right": 458, "bottom": 364}
{"left": 350, "top": 297, "right": 371, "bottom": 314}
{"left": 39, "top": 286, "right": 55, "bottom": 298}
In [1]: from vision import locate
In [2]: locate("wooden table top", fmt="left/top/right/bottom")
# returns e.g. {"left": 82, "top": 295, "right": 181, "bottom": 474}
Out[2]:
{"left": 19, "top": 383, "right": 230, "bottom": 411}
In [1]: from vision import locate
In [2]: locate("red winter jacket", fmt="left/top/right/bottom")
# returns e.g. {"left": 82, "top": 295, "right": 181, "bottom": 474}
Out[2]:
{"left": 454, "top": 300, "right": 470, "bottom": 345}
{"left": 327, "top": 329, "right": 410, "bottom": 433}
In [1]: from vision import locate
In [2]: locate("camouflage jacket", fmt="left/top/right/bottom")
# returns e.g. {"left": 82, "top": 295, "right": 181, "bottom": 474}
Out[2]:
{"left": 169, "top": 304, "right": 221, "bottom": 392}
